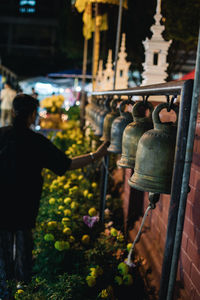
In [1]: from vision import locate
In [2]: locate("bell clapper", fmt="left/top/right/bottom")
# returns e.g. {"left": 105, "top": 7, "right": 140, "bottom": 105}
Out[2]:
{"left": 149, "top": 192, "right": 160, "bottom": 209}
{"left": 126, "top": 192, "right": 160, "bottom": 267}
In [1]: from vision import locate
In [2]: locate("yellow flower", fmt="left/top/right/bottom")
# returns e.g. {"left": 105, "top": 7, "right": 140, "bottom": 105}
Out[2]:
{"left": 87, "top": 193, "right": 93, "bottom": 200}
{"left": 86, "top": 275, "right": 96, "bottom": 287}
{"left": 90, "top": 267, "right": 98, "bottom": 278}
{"left": 63, "top": 227, "right": 72, "bottom": 235}
{"left": 49, "top": 197, "right": 56, "bottom": 205}
{"left": 110, "top": 227, "right": 118, "bottom": 237}
{"left": 58, "top": 205, "right": 64, "bottom": 211}
{"left": 82, "top": 234, "right": 90, "bottom": 245}
{"left": 88, "top": 207, "right": 97, "bottom": 217}
{"left": 83, "top": 190, "right": 89, "bottom": 197}
{"left": 17, "top": 289, "right": 24, "bottom": 294}
{"left": 69, "top": 235, "right": 75, "bottom": 243}
{"left": 64, "top": 209, "right": 72, "bottom": 216}
{"left": 64, "top": 197, "right": 72, "bottom": 205}
{"left": 47, "top": 221, "right": 57, "bottom": 229}
{"left": 70, "top": 201, "right": 79, "bottom": 210}
{"left": 117, "top": 234, "right": 124, "bottom": 242}
{"left": 127, "top": 243, "right": 132, "bottom": 252}
{"left": 100, "top": 289, "right": 109, "bottom": 298}
{"left": 91, "top": 182, "right": 97, "bottom": 188}
{"left": 61, "top": 217, "right": 71, "bottom": 226}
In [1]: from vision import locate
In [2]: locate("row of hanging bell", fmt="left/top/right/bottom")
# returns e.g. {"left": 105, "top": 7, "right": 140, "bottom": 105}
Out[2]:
{"left": 128, "top": 102, "right": 179, "bottom": 194}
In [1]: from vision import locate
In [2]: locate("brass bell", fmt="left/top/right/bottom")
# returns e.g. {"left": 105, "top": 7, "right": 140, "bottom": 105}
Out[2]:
{"left": 85, "top": 98, "right": 94, "bottom": 122}
{"left": 100, "top": 98, "right": 119, "bottom": 142}
{"left": 91, "top": 98, "right": 100, "bottom": 130}
{"left": 108, "top": 100, "right": 133, "bottom": 153}
{"left": 117, "top": 101, "right": 153, "bottom": 169}
{"left": 95, "top": 97, "right": 111, "bottom": 137}
{"left": 128, "top": 102, "right": 179, "bottom": 194}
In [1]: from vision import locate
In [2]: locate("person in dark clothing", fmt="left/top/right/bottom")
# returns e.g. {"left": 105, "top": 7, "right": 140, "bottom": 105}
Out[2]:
{"left": 0, "top": 93, "right": 109, "bottom": 298}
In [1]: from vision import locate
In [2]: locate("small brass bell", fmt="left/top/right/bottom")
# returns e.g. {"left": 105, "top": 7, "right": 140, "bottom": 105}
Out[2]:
{"left": 117, "top": 101, "right": 153, "bottom": 169}
{"left": 108, "top": 100, "right": 133, "bottom": 153}
{"left": 100, "top": 98, "right": 119, "bottom": 142}
{"left": 128, "top": 102, "right": 179, "bottom": 194}
{"left": 95, "top": 97, "right": 111, "bottom": 137}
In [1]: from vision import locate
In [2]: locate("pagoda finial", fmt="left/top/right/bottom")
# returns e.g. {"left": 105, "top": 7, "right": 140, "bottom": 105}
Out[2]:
{"left": 156, "top": 0, "right": 161, "bottom": 15}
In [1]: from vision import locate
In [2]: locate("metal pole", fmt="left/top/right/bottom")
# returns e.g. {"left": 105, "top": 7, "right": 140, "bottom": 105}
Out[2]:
{"left": 92, "top": 2, "right": 100, "bottom": 91}
{"left": 100, "top": 154, "right": 109, "bottom": 223}
{"left": 167, "top": 27, "right": 200, "bottom": 300}
{"left": 158, "top": 79, "right": 193, "bottom": 300}
{"left": 99, "top": 0, "right": 123, "bottom": 222}
{"left": 113, "top": 0, "right": 123, "bottom": 90}
{"left": 80, "top": 38, "right": 88, "bottom": 129}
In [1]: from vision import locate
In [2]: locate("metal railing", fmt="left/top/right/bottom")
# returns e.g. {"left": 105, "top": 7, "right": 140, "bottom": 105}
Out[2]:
{"left": 89, "top": 78, "right": 195, "bottom": 300}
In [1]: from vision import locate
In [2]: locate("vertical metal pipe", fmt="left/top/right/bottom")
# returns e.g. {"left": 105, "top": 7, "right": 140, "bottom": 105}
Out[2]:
{"left": 158, "top": 79, "right": 193, "bottom": 300}
{"left": 167, "top": 27, "right": 200, "bottom": 300}
{"left": 100, "top": 154, "right": 109, "bottom": 223}
{"left": 113, "top": 0, "right": 123, "bottom": 90}
{"left": 99, "top": 0, "right": 123, "bottom": 222}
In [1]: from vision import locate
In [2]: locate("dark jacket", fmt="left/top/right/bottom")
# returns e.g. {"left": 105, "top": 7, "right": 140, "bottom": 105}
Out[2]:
{"left": 0, "top": 126, "right": 71, "bottom": 229}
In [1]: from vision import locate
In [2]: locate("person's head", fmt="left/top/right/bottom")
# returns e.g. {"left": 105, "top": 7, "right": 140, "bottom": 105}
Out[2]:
{"left": 4, "top": 80, "right": 12, "bottom": 89}
{"left": 12, "top": 93, "right": 39, "bottom": 128}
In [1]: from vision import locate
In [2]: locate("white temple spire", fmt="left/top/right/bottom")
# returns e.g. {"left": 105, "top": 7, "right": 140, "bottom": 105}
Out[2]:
{"left": 141, "top": 0, "right": 171, "bottom": 86}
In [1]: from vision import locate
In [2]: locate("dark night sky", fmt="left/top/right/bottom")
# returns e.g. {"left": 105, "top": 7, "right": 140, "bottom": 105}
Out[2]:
{"left": 0, "top": 0, "right": 199, "bottom": 79}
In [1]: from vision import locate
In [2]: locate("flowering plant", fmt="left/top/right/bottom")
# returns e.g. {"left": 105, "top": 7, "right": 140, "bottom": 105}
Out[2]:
{"left": 40, "top": 94, "right": 65, "bottom": 114}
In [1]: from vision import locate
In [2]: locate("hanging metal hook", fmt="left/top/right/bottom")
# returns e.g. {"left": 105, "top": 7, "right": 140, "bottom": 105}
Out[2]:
{"left": 127, "top": 95, "right": 135, "bottom": 105}
{"left": 166, "top": 95, "right": 177, "bottom": 112}
{"left": 143, "top": 95, "right": 150, "bottom": 106}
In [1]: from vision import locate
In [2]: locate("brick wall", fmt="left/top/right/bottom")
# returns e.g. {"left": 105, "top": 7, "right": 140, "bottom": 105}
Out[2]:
{"left": 121, "top": 110, "right": 200, "bottom": 299}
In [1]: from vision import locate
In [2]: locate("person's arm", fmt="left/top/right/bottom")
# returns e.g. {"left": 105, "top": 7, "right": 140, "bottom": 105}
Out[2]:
{"left": 68, "top": 141, "right": 110, "bottom": 170}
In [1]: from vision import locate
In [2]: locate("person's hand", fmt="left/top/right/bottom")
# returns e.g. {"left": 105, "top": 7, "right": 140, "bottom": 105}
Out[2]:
{"left": 95, "top": 141, "right": 110, "bottom": 159}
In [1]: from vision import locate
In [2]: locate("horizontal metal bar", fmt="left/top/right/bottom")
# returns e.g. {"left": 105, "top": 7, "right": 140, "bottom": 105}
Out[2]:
{"left": 91, "top": 80, "right": 187, "bottom": 97}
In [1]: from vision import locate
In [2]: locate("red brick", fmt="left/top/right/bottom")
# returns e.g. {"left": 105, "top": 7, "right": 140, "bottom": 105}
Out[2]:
{"left": 194, "top": 228, "right": 200, "bottom": 250}
{"left": 181, "top": 232, "right": 188, "bottom": 251}
{"left": 187, "top": 239, "right": 200, "bottom": 269}
{"left": 191, "top": 264, "right": 200, "bottom": 294}
{"left": 185, "top": 200, "right": 193, "bottom": 220}
{"left": 191, "top": 209, "right": 200, "bottom": 231}
{"left": 194, "top": 290, "right": 200, "bottom": 300}
{"left": 188, "top": 186, "right": 197, "bottom": 204}
{"left": 182, "top": 270, "right": 196, "bottom": 300}
{"left": 184, "top": 217, "right": 195, "bottom": 243}
{"left": 189, "top": 169, "right": 200, "bottom": 190}
{"left": 180, "top": 248, "right": 192, "bottom": 277}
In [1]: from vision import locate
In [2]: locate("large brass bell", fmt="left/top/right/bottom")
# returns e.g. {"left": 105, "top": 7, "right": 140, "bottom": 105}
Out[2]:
{"left": 100, "top": 98, "right": 119, "bottom": 142}
{"left": 117, "top": 101, "right": 153, "bottom": 169}
{"left": 108, "top": 100, "right": 133, "bottom": 153}
{"left": 128, "top": 102, "right": 179, "bottom": 194}
{"left": 95, "top": 97, "right": 111, "bottom": 136}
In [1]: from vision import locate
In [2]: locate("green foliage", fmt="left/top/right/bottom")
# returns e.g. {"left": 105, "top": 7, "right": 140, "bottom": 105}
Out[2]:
{"left": 66, "top": 105, "right": 81, "bottom": 121}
